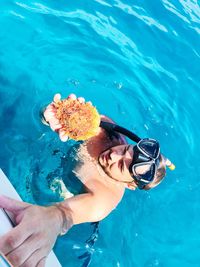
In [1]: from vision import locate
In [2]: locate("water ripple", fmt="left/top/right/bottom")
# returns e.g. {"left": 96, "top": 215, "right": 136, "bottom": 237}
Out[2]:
{"left": 114, "top": 0, "right": 168, "bottom": 32}
{"left": 179, "top": 0, "right": 200, "bottom": 24}
{"left": 162, "top": 0, "right": 191, "bottom": 23}
{"left": 94, "top": 0, "right": 112, "bottom": 8}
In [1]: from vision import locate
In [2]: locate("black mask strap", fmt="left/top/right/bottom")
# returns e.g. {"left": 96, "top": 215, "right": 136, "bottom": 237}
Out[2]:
{"left": 100, "top": 121, "right": 141, "bottom": 143}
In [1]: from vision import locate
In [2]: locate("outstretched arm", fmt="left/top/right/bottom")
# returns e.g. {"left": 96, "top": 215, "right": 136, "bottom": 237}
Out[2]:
{"left": 0, "top": 196, "right": 63, "bottom": 267}
{"left": 57, "top": 180, "right": 125, "bottom": 228}
{"left": 0, "top": 185, "right": 124, "bottom": 266}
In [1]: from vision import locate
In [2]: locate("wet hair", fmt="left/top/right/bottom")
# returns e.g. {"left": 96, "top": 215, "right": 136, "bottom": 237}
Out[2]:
{"left": 144, "top": 154, "right": 166, "bottom": 190}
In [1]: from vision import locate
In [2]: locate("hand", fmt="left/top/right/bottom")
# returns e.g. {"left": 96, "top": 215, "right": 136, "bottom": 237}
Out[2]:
{"left": 0, "top": 196, "right": 63, "bottom": 267}
{"left": 43, "top": 93, "right": 89, "bottom": 142}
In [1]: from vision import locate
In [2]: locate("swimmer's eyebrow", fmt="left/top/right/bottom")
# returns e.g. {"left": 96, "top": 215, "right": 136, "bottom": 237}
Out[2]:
{"left": 123, "top": 145, "right": 130, "bottom": 155}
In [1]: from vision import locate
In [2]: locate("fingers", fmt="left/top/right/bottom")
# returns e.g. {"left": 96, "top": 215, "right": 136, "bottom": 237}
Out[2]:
{"left": 53, "top": 93, "right": 61, "bottom": 103}
{"left": 67, "top": 93, "right": 76, "bottom": 100}
{"left": 36, "top": 257, "right": 46, "bottom": 267}
{"left": 67, "top": 94, "right": 86, "bottom": 103}
{"left": 43, "top": 104, "right": 56, "bottom": 122}
{"left": 48, "top": 93, "right": 87, "bottom": 108}
{"left": 58, "top": 129, "right": 69, "bottom": 142}
{"left": 20, "top": 250, "right": 47, "bottom": 267}
{"left": 6, "top": 234, "right": 41, "bottom": 267}
{"left": 43, "top": 105, "right": 62, "bottom": 131}
{"left": 0, "top": 223, "right": 32, "bottom": 256}
{"left": 77, "top": 97, "right": 85, "bottom": 103}
{"left": 50, "top": 93, "right": 87, "bottom": 107}
{"left": 0, "top": 196, "right": 30, "bottom": 213}
{"left": 43, "top": 93, "right": 89, "bottom": 140}
{"left": 49, "top": 118, "right": 62, "bottom": 132}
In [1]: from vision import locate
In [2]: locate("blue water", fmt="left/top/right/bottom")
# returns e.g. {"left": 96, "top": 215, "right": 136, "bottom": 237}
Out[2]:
{"left": 0, "top": 0, "right": 200, "bottom": 266}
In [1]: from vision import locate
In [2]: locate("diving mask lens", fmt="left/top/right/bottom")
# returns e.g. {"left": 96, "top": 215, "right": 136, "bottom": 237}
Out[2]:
{"left": 130, "top": 139, "right": 160, "bottom": 189}
{"left": 133, "top": 162, "right": 156, "bottom": 181}
{"left": 137, "top": 138, "right": 160, "bottom": 159}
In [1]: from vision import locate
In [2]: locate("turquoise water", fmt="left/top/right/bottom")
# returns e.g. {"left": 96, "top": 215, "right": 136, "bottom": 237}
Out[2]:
{"left": 0, "top": 0, "right": 200, "bottom": 266}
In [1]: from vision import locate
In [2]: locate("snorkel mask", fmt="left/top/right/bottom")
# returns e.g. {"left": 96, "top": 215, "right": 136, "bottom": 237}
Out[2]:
{"left": 100, "top": 121, "right": 175, "bottom": 189}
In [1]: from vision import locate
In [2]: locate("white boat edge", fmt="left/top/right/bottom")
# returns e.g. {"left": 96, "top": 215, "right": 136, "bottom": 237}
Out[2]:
{"left": 0, "top": 169, "right": 61, "bottom": 267}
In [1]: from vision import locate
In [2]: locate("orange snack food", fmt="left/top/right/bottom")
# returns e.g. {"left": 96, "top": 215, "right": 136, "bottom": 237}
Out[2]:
{"left": 54, "top": 98, "right": 100, "bottom": 141}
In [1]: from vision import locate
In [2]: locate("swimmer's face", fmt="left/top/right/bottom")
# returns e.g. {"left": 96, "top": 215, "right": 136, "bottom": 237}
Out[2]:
{"left": 98, "top": 145, "right": 136, "bottom": 184}
{"left": 99, "top": 144, "right": 165, "bottom": 190}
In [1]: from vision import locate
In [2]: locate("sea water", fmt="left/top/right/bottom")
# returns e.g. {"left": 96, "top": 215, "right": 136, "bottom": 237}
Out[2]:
{"left": 0, "top": 0, "right": 200, "bottom": 266}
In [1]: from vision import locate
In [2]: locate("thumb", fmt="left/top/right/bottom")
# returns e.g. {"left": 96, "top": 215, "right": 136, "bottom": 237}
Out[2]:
{"left": 0, "top": 195, "right": 30, "bottom": 213}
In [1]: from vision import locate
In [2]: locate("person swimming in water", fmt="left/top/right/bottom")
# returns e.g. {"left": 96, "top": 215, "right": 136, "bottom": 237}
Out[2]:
{"left": 0, "top": 93, "right": 174, "bottom": 267}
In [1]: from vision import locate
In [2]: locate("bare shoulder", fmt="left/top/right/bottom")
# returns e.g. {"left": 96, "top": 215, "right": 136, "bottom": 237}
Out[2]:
{"left": 63, "top": 180, "right": 125, "bottom": 223}
{"left": 86, "top": 178, "right": 125, "bottom": 208}
{"left": 94, "top": 180, "right": 124, "bottom": 220}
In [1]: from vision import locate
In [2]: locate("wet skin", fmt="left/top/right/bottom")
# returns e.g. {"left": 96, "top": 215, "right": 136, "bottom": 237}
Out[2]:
{"left": 98, "top": 144, "right": 151, "bottom": 184}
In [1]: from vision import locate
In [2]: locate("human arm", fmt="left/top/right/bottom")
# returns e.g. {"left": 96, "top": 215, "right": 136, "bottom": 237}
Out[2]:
{"left": 0, "top": 184, "right": 124, "bottom": 266}
{"left": 0, "top": 196, "right": 67, "bottom": 267}
{"left": 57, "top": 180, "right": 125, "bottom": 226}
